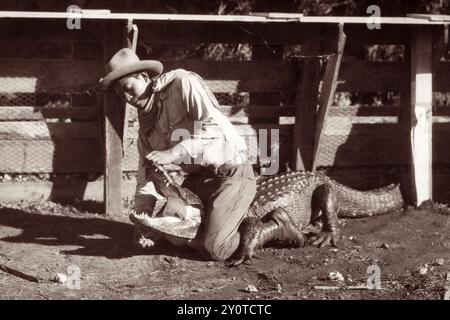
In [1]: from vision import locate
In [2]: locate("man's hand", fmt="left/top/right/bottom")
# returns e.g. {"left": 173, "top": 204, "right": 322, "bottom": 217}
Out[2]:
{"left": 146, "top": 149, "right": 177, "bottom": 165}
{"left": 146, "top": 145, "right": 187, "bottom": 165}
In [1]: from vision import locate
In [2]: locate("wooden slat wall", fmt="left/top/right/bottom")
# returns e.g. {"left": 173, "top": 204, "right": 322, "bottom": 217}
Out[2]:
{"left": 0, "top": 19, "right": 103, "bottom": 174}
{"left": 1, "top": 20, "right": 450, "bottom": 174}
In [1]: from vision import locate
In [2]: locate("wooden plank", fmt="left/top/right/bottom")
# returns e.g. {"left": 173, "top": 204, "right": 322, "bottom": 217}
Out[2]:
{"left": 0, "top": 59, "right": 296, "bottom": 94}
{"left": 102, "top": 20, "right": 128, "bottom": 216}
{"left": 338, "top": 60, "right": 450, "bottom": 93}
{"left": 131, "top": 104, "right": 404, "bottom": 120}
{"left": 0, "top": 12, "right": 449, "bottom": 25}
{"left": 410, "top": 26, "right": 433, "bottom": 206}
{"left": 219, "top": 105, "right": 295, "bottom": 118}
{"left": 123, "top": 134, "right": 294, "bottom": 172}
{"left": 407, "top": 14, "right": 450, "bottom": 21}
{"left": 292, "top": 25, "right": 323, "bottom": 171}
{"left": 6, "top": 118, "right": 440, "bottom": 141}
{"left": 0, "top": 140, "right": 102, "bottom": 173}
{"left": 0, "top": 121, "right": 292, "bottom": 142}
{"left": 164, "top": 60, "right": 297, "bottom": 93}
{"left": 326, "top": 116, "right": 398, "bottom": 125}
{"left": 432, "top": 25, "right": 447, "bottom": 73}
{"left": 344, "top": 24, "right": 410, "bottom": 54}
{"left": 0, "top": 19, "right": 104, "bottom": 43}
{"left": 0, "top": 137, "right": 407, "bottom": 172}
{"left": 435, "top": 106, "right": 450, "bottom": 116}
{"left": 0, "top": 106, "right": 99, "bottom": 121}
{"left": 138, "top": 21, "right": 309, "bottom": 45}
{"left": 323, "top": 123, "right": 406, "bottom": 136}
{"left": 0, "top": 60, "right": 102, "bottom": 94}
{"left": 3, "top": 128, "right": 450, "bottom": 173}
{"left": 297, "top": 16, "right": 446, "bottom": 25}
{"left": 329, "top": 107, "right": 450, "bottom": 118}
{"left": 323, "top": 122, "right": 450, "bottom": 136}
{"left": 338, "top": 61, "right": 408, "bottom": 92}
{"left": 127, "top": 124, "right": 292, "bottom": 140}
{"left": 316, "top": 148, "right": 408, "bottom": 167}
{"left": 319, "top": 134, "right": 405, "bottom": 150}
{"left": 318, "top": 60, "right": 450, "bottom": 93}
{"left": 0, "top": 122, "right": 99, "bottom": 140}
{"left": 317, "top": 132, "right": 450, "bottom": 167}
{"left": 435, "top": 62, "right": 450, "bottom": 92}
{"left": 328, "top": 106, "right": 401, "bottom": 117}
{"left": 125, "top": 104, "right": 296, "bottom": 124}
{"left": 0, "top": 41, "right": 73, "bottom": 59}
{"left": 312, "top": 23, "right": 346, "bottom": 171}
{"left": 123, "top": 21, "right": 139, "bottom": 158}
{"left": 247, "top": 44, "right": 285, "bottom": 171}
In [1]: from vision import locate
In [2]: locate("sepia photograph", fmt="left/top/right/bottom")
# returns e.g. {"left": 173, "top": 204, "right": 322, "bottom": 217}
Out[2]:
{"left": 0, "top": 0, "right": 449, "bottom": 305}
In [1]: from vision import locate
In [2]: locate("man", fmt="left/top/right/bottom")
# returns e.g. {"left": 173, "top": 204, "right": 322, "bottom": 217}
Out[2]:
{"left": 100, "top": 48, "right": 298, "bottom": 262}
{"left": 100, "top": 48, "right": 258, "bottom": 261}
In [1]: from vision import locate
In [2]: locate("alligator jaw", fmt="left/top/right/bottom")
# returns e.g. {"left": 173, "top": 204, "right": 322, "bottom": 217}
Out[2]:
{"left": 130, "top": 205, "right": 202, "bottom": 241}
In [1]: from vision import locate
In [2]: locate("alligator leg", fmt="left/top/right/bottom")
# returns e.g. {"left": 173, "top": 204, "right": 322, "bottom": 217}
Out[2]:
{"left": 301, "top": 203, "right": 323, "bottom": 236}
{"left": 229, "top": 208, "right": 305, "bottom": 267}
{"left": 308, "top": 184, "right": 340, "bottom": 248}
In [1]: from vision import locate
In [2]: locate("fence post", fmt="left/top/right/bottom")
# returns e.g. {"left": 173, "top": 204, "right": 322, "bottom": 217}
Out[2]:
{"left": 410, "top": 25, "right": 433, "bottom": 207}
{"left": 251, "top": 44, "right": 283, "bottom": 172}
{"left": 102, "top": 20, "right": 128, "bottom": 215}
{"left": 293, "top": 25, "right": 322, "bottom": 171}
{"left": 311, "top": 23, "right": 346, "bottom": 171}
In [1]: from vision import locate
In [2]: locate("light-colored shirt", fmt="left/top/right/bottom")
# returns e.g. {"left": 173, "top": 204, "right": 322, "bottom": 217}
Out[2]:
{"left": 135, "top": 69, "right": 248, "bottom": 208}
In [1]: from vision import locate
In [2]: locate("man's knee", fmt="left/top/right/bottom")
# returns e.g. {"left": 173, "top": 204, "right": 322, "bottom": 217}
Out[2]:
{"left": 202, "top": 234, "right": 239, "bottom": 261}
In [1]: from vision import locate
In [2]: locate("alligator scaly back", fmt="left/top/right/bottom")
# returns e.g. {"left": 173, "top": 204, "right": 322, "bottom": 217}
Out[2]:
{"left": 247, "top": 171, "right": 404, "bottom": 229}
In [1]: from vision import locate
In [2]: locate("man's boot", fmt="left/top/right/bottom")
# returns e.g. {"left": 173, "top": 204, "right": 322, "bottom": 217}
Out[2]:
{"left": 229, "top": 208, "right": 305, "bottom": 266}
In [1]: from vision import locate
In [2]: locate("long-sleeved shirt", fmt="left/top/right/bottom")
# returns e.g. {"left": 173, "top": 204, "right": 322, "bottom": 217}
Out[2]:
{"left": 134, "top": 69, "right": 248, "bottom": 210}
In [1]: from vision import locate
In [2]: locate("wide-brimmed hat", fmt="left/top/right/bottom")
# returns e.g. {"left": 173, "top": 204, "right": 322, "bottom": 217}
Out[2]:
{"left": 99, "top": 48, "right": 163, "bottom": 90}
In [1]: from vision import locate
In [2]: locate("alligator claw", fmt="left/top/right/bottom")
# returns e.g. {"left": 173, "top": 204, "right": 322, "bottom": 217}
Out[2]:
{"left": 301, "top": 222, "right": 323, "bottom": 236}
{"left": 311, "top": 231, "right": 338, "bottom": 248}
{"left": 228, "top": 254, "right": 260, "bottom": 267}
{"left": 227, "top": 258, "right": 246, "bottom": 267}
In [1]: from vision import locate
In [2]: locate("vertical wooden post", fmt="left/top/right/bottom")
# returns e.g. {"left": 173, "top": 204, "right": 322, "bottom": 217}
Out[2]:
{"left": 293, "top": 25, "right": 322, "bottom": 171}
{"left": 311, "top": 23, "right": 346, "bottom": 171}
{"left": 122, "top": 20, "right": 139, "bottom": 157}
{"left": 102, "top": 20, "right": 128, "bottom": 215}
{"left": 251, "top": 45, "right": 283, "bottom": 172}
{"left": 410, "top": 25, "right": 433, "bottom": 207}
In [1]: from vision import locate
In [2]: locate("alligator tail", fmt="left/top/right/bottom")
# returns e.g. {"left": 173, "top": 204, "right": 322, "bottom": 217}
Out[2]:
{"left": 331, "top": 180, "right": 404, "bottom": 218}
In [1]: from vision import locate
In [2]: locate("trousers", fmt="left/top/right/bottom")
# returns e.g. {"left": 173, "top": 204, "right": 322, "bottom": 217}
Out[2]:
{"left": 183, "top": 163, "right": 256, "bottom": 261}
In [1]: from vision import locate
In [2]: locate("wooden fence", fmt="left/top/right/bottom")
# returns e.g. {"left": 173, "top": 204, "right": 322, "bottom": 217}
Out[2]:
{"left": 1, "top": 12, "right": 450, "bottom": 212}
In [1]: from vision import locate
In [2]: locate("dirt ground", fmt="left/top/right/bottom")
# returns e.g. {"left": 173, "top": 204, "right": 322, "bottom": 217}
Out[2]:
{"left": 0, "top": 199, "right": 449, "bottom": 300}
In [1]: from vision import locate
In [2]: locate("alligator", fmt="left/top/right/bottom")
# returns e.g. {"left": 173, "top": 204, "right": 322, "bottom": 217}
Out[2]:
{"left": 130, "top": 161, "right": 404, "bottom": 265}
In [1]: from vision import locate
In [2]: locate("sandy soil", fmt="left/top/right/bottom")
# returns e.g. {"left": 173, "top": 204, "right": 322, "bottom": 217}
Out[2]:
{"left": 0, "top": 200, "right": 449, "bottom": 300}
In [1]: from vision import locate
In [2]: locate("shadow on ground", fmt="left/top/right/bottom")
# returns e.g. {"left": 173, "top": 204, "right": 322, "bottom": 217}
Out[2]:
{"left": 0, "top": 206, "right": 203, "bottom": 261}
